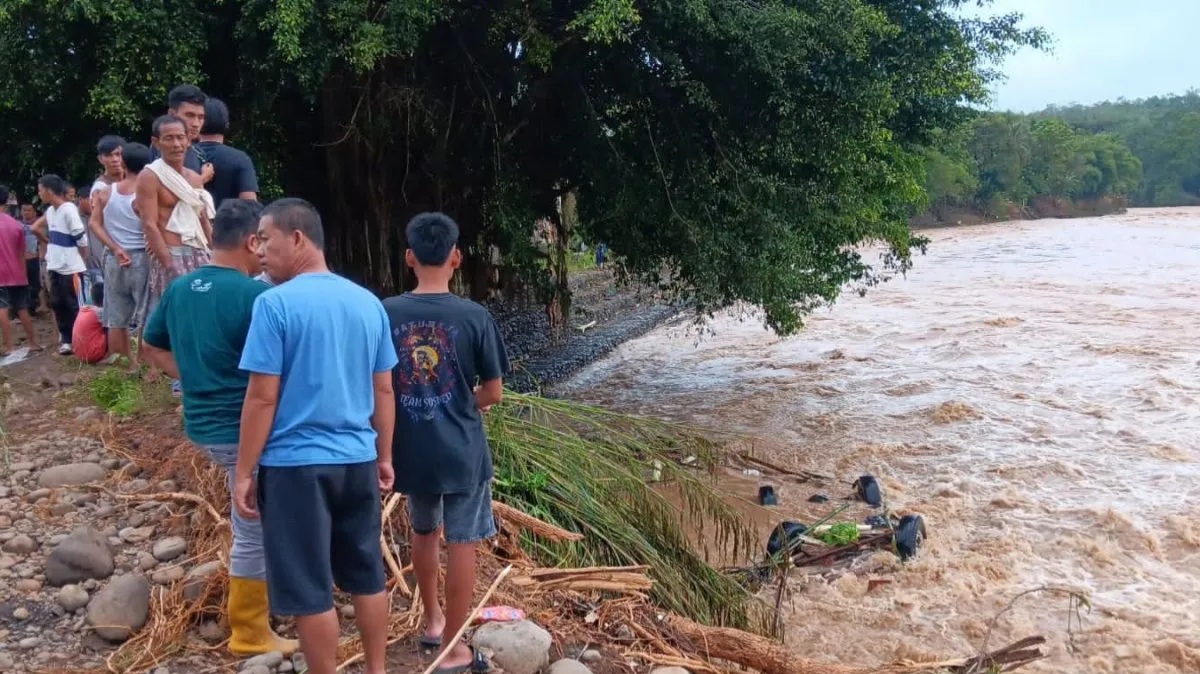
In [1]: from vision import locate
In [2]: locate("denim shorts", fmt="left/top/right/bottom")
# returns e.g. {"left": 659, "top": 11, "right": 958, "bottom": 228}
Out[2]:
{"left": 406, "top": 481, "right": 497, "bottom": 544}
{"left": 257, "top": 461, "right": 386, "bottom": 615}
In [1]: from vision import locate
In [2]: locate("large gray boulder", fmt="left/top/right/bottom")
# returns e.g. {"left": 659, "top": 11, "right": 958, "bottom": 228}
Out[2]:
{"left": 45, "top": 526, "right": 115, "bottom": 586}
{"left": 87, "top": 574, "right": 151, "bottom": 642}
{"left": 471, "top": 620, "right": 552, "bottom": 674}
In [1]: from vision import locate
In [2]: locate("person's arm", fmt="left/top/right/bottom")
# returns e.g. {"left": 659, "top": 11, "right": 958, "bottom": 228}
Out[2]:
{"left": 474, "top": 313, "right": 510, "bottom": 411}
{"left": 65, "top": 205, "right": 90, "bottom": 260}
{"left": 237, "top": 153, "right": 259, "bottom": 201}
{"left": 372, "top": 309, "right": 399, "bottom": 461}
{"left": 87, "top": 188, "right": 124, "bottom": 260}
{"left": 31, "top": 215, "right": 48, "bottom": 244}
{"left": 136, "top": 171, "right": 170, "bottom": 267}
{"left": 235, "top": 296, "right": 285, "bottom": 503}
{"left": 140, "top": 295, "right": 179, "bottom": 378}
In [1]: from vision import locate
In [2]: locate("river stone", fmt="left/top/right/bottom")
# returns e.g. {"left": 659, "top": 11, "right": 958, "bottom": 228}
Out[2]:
{"left": 649, "top": 668, "right": 692, "bottom": 674}
{"left": 241, "top": 666, "right": 271, "bottom": 674}
{"left": 242, "top": 651, "right": 285, "bottom": 670}
{"left": 547, "top": 659, "right": 593, "bottom": 674}
{"left": 151, "top": 565, "right": 185, "bottom": 584}
{"left": 45, "top": 527, "right": 115, "bottom": 586}
{"left": 183, "top": 560, "right": 223, "bottom": 601}
{"left": 1, "top": 534, "right": 36, "bottom": 554}
{"left": 152, "top": 536, "right": 187, "bottom": 562}
{"left": 87, "top": 574, "right": 151, "bottom": 642}
{"left": 0, "top": 653, "right": 14, "bottom": 671}
{"left": 15, "top": 578, "right": 42, "bottom": 592}
{"left": 57, "top": 584, "right": 91, "bottom": 611}
{"left": 37, "top": 463, "right": 105, "bottom": 488}
{"left": 471, "top": 620, "right": 552, "bottom": 674}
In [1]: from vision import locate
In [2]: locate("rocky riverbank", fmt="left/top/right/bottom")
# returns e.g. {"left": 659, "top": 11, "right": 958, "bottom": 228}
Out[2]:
{"left": 489, "top": 269, "right": 681, "bottom": 392}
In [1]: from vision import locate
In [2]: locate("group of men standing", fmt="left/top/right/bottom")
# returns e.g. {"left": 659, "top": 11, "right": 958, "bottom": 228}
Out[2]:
{"left": 0, "top": 83, "right": 259, "bottom": 360}
{"left": 3, "top": 82, "right": 510, "bottom": 674}
{"left": 139, "top": 199, "right": 507, "bottom": 674}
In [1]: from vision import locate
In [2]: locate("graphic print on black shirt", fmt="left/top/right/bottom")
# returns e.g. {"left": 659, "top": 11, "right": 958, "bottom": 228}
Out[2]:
{"left": 394, "top": 320, "right": 461, "bottom": 421}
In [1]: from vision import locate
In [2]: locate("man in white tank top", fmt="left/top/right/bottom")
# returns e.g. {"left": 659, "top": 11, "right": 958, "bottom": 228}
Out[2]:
{"left": 89, "top": 142, "right": 152, "bottom": 368}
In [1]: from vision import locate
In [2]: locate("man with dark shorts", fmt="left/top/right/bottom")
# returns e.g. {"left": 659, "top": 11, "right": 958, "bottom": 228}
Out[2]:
{"left": 234, "top": 198, "right": 396, "bottom": 674}
{"left": 0, "top": 187, "right": 40, "bottom": 353}
{"left": 141, "top": 199, "right": 298, "bottom": 657}
{"left": 196, "top": 97, "right": 259, "bottom": 206}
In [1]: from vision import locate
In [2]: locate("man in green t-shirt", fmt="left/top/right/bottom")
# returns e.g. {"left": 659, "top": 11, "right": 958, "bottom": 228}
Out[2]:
{"left": 142, "top": 198, "right": 297, "bottom": 657}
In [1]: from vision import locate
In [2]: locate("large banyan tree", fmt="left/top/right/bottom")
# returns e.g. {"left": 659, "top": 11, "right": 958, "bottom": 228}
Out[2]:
{"left": 0, "top": 0, "right": 1042, "bottom": 334}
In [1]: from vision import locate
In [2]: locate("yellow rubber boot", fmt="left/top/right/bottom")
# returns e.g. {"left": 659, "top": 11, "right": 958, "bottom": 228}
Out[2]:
{"left": 227, "top": 577, "right": 300, "bottom": 656}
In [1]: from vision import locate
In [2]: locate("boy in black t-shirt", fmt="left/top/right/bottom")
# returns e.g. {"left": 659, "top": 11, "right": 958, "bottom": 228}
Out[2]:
{"left": 383, "top": 212, "right": 507, "bottom": 674}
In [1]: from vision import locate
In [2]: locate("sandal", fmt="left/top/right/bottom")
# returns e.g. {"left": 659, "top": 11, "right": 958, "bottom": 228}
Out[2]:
{"left": 433, "top": 646, "right": 488, "bottom": 674}
{"left": 418, "top": 633, "right": 442, "bottom": 649}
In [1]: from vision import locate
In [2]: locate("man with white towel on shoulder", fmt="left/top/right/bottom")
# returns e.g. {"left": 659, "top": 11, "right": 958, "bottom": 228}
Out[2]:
{"left": 137, "top": 114, "right": 214, "bottom": 319}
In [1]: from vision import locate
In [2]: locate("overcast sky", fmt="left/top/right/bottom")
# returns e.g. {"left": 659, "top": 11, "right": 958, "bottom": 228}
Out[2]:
{"left": 969, "top": 0, "right": 1199, "bottom": 112}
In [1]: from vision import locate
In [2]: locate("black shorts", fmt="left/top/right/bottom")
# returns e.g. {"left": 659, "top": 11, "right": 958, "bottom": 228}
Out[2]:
{"left": 257, "top": 461, "right": 386, "bottom": 616}
{"left": 0, "top": 285, "right": 29, "bottom": 311}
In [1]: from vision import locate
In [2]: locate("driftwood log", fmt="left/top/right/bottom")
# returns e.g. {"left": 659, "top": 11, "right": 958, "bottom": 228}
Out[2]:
{"left": 665, "top": 614, "right": 1047, "bottom": 674}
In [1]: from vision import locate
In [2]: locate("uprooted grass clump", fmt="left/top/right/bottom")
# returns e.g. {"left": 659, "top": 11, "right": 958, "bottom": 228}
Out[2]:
{"left": 489, "top": 392, "right": 772, "bottom": 633}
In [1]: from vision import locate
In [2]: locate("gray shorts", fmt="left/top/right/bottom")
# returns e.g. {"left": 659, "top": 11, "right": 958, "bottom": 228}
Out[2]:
{"left": 406, "top": 481, "right": 497, "bottom": 544}
{"left": 102, "top": 249, "right": 150, "bottom": 329}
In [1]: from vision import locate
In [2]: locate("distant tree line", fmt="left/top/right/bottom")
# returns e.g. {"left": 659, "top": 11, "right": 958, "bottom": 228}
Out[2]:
{"left": 920, "top": 91, "right": 1200, "bottom": 222}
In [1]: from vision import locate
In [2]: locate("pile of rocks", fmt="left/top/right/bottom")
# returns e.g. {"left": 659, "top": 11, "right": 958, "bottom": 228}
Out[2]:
{"left": 0, "top": 436, "right": 224, "bottom": 672}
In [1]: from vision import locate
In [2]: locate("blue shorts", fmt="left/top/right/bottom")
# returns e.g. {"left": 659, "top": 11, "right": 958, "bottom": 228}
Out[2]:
{"left": 405, "top": 481, "right": 497, "bottom": 544}
{"left": 257, "top": 461, "right": 386, "bottom": 615}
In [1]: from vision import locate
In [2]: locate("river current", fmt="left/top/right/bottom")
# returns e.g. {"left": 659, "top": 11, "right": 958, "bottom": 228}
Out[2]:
{"left": 560, "top": 208, "right": 1200, "bottom": 673}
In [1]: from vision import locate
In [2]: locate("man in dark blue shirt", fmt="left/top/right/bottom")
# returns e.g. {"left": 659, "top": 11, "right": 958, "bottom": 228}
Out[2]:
{"left": 196, "top": 97, "right": 259, "bottom": 206}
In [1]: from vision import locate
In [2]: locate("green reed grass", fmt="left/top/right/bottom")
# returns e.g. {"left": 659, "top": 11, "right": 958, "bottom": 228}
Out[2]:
{"left": 488, "top": 391, "right": 772, "bottom": 633}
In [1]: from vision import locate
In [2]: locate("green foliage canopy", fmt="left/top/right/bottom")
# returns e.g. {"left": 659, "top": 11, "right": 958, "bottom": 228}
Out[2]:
{"left": 0, "top": 0, "right": 1044, "bottom": 334}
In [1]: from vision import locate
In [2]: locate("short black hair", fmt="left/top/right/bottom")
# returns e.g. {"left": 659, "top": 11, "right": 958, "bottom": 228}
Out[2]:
{"left": 91, "top": 281, "right": 104, "bottom": 307}
{"left": 78, "top": 184, "right": 91, "bottom": 199}
{"left": 96, "top": 135, "right": 125, "bottom": 155}
{"left": 121, "top": 142, "right": 151, "bottom": 173}
{"left": 212, "top": 199, "right": 264, "bottom": 250}
{"left": 38, "top": 174, "right": 68, "bottom": 197}
{"left": 152, "top": 114, "right": 186, "bottom": 138}
{"left": 200, "top": 97, "right": 230, "bottom": 135}
{"left": 167, "top": 84, "right": 206, "bottom": 110}
{"left": 262, "top": 198, "right": 325, "bottom": 250}
{"left": 405, "top": 212, "right": 460, "bottom": 266}
{"left": 0, "top": 185, "right": 9, "bottom": 204}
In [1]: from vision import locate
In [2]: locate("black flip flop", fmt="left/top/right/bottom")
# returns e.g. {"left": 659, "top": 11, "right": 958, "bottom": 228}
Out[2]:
{"left": 433, "top": 646, "right": 488, "bottom": 674}
{"left": 419, "top": 633, "right": 442, "bottom": 649}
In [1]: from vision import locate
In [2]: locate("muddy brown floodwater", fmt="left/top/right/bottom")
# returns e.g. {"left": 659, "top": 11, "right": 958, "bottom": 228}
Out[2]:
{"left": 558, "top": 208, "right": 1200, "bottom": 673}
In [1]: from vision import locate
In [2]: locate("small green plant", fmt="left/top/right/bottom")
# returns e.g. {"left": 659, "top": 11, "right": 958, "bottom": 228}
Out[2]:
{"left": 89, "top": 369, "right": 144, "bottom": 417}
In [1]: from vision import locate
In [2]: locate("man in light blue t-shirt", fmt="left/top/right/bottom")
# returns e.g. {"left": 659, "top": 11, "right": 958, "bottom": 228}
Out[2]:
{"left": 233, "top": 198, "right": 397, "bottom": 674}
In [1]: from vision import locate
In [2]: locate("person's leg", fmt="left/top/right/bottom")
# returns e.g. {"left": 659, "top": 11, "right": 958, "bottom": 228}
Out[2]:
{"left": 260, "top": 465, "right": 338, "bottom": 674}
{"left": 437, "top": 483, "right": 498, "bottom": 670}
{"left": 104, "top": 258, "right": 135, "bottom": 365}
{"left": 127, "top": 251, "right": 151, "bottom": 369}
{"left": 48, "top": 272, "right": 77, "bottom": 349}
{"left": 330, "top": 462, "right": 388, "bottom": 674}
{"left": 407, "top": 492, "right": 447, "bottom": 642}
{"left": 203, "top": 445, "right": 299, "bottom": 656}
{"left": 24, "top": 259, "right": 40, "bottom": 316}
{"left": 0, "top": 290, "right": 14, "bottom": 353}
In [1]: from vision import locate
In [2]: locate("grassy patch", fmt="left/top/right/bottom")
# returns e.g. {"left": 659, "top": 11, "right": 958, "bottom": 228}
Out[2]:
{"left": 489, "top": 392, "right": 771, "bottom": 633}
{"left": 87, "top": 368, "right": 174, "bottom": 417}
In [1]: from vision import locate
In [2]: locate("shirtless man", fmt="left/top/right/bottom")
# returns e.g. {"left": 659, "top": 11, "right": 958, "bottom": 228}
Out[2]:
{"left": 138, "top": 115, "right": 213, "bottom": 316}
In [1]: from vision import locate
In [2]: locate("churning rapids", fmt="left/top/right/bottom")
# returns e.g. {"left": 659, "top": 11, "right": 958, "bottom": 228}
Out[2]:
{"left": 559, "top": 208, "right": 1200, "bottom": 673}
